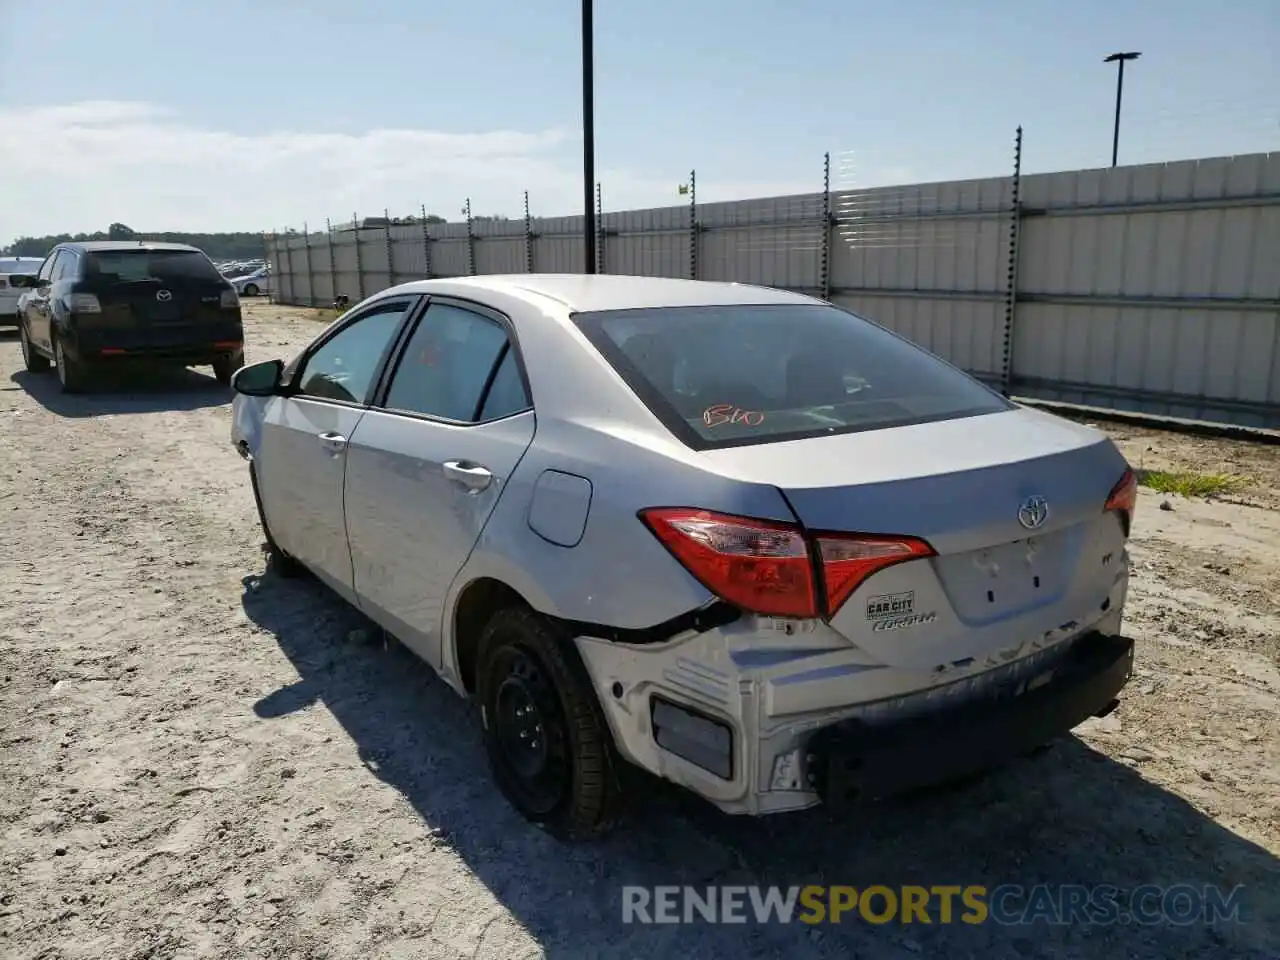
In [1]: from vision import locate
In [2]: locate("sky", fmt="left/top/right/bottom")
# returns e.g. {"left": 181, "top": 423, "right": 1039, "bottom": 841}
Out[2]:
{"left": 1, "top": 0, "right": 1276, "bottom": 241}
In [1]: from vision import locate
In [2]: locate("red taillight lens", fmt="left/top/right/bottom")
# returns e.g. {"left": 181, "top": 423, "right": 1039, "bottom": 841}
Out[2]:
{"left": 640, "top": 508, "right": 934, "bottom": 619}
{"left": 817, "top": 534, "right": 936, "bottom": 615}
{"left": 640, "top": 508, "right": 817, "bottom": 618}
{"left": 1105, "top": 469, "right": 1138, "bottom": 529}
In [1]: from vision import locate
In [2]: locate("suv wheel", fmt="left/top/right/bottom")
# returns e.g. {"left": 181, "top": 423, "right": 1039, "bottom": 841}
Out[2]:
{"left": 213, "top": 348, "right": 245, "bottom": 387}
{"left": 477, "top": 608, "right": 622, "bottom": 840}
{"left": 19, "top": 323, "right": 51, "bottom": 373}
{"left": 54, "top": 337, "right": 89, "bottom": 393}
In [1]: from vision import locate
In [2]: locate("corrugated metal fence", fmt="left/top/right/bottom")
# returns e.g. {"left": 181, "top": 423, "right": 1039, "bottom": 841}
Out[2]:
{"left": 266, "top": 151, "right": 1280, "bottom": 429}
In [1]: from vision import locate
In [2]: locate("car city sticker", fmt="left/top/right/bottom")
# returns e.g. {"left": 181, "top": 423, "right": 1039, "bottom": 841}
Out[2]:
{"left": 865, "top": 591, "right": 936, "bottom": 632}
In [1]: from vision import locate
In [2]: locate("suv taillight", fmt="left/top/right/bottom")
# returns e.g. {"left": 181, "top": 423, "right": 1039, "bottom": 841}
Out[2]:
{"left": 640, "top": 507, "right": 934, "bottom": 619}
{"left": 220, "top": 288, "right": 240, "bottom": 309}
{"left": 66, "top": 293, "right": 102, "bottom": 313}
{"left": 1105, "top": 468, "right": 1138, "bottom": 535}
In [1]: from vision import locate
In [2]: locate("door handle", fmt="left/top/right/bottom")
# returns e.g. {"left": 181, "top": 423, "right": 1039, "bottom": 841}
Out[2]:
{"left": 443, "top": 460, "right": 493, "bottom": 491}
{"left": 317, "top": 431, "right": 348, "bottom": 453}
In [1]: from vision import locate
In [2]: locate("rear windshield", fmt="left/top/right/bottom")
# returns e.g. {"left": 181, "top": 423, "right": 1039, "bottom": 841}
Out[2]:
{"left": 573, "top": 303, "right": 1012, "bottom": 450}
{"left": 85, "top": 250, "right": 223, "bottom": 284}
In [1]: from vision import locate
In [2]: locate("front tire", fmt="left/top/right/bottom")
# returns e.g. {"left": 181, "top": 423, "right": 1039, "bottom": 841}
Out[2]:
{"left": 213, "top": 348, "right": 245, "bottom": 387}
{"left": 477, "top": 608, "right": 622, "bottom": 840}
{"left": 243, "top": 283, "right": 259, "bottom": 297}
{"left": 54, "top": 337, "right": 90, "bottom": 393}
{"left": 19, "top": 322, "right": 51, "bottom": 373}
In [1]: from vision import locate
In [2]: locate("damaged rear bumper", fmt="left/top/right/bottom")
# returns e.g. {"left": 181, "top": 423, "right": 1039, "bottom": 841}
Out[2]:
{"left": 807, "top": 630, "right": 1134, "bottom": 807}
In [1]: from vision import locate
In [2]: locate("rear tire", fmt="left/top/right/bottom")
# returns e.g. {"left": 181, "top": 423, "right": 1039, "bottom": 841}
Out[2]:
{"left": 477, "top": 608, "right": 622, "bottom": 840}
{"left": 19, "top": 322, "right": 51, "bottom": 373}
{"left": 213, "top": 349, "right": 244, "bottom": 387}
{"left": 54, "top": 337, "right": 90, "bottom": 393}
{"left": 249, "top": 463, "right": 304, "bottom": 578}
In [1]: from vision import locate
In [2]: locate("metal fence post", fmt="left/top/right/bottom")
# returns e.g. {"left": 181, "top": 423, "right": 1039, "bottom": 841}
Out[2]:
{"left": 596, "top": 182, "right": 605, "bottom": 274}
{"left": 523, "top": 192, "right": 535, "bottom": 273}
{"left": 352, "top": 212, "right": 366, "bottom": 301}
{"left": 820, "top": 152, "right": 832, "bottom": 301}
{"left": 688, "top": 169, "right": 698, "bottom": 280}
{"left": 464, "top": 198, "right": 476, "bottom": 275}
{"left": 1000, "top": 126, "right": 1024, "bottom": 396}
{"left": 420, "top": 204, "right": 433, "bottom": 279}
{"left": 302, "top": 222, "right": 315, "bottom": 307}
{"left": 325, "top": 218, "right": 337, "bottom": 305}
{"left": 384, "top": 208, "right": 395, "bottom": 287}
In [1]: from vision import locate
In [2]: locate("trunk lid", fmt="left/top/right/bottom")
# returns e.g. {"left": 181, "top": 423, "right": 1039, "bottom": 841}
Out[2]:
{"left": 701, "top": 407, "right": 1130, "bottom": 669}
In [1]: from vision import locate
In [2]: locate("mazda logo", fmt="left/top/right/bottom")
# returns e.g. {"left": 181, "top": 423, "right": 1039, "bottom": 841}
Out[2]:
{"left": 156, "top": 289, "right": 173, "bottom": 302}
{"left": 1018, "top": 495, "right": 1050, "bottom": 530}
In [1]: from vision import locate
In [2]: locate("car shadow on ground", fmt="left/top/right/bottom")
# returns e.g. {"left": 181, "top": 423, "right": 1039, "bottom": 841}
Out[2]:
{"left": 8, "top": 365, "right": 231, "bottom": 417}
{"left": 243, "top": 567, "right": 1278, "bottom": 960}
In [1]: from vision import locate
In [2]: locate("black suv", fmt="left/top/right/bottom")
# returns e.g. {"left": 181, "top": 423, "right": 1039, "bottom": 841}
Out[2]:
{"left": 12, "top": 241, "right": 246, "bottom": 393}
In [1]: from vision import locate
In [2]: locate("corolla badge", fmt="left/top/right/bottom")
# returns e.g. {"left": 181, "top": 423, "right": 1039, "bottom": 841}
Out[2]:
{"left": 1018, "top": 495, "right": 1050, "bottom": 530}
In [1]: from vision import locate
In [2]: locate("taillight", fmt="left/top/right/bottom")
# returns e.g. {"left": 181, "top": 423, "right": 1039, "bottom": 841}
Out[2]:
{"left": 220, "top": 288, "right": 240, "bottom": 309}
{"left": 65, "top": 293, "right": 101, "bottom": 313}
{"left": 1105, "top": 468, "right": 1138, "bottom": 534}
{"left": 641, "top": 508, "right": 817, "bottom": 617}
{"left": 640, "top": 507, "right": 933, "bottom": 619}
{"left": 817, "top": 534, "right": 936, "bottom": 615}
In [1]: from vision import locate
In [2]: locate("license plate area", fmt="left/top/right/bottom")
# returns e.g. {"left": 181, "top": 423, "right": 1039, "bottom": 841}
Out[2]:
{"left": 934, "top": 530, "right": 1072, "bottom": 623}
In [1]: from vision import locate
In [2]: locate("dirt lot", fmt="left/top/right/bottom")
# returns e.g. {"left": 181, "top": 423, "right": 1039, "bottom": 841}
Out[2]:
{"left": 1, "top": 300, "right": 1277, "bottom": 959}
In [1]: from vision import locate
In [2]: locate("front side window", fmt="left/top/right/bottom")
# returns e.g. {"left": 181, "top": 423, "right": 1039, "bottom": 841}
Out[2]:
{"left": 573, "top": 303, "right": 1011, "bottom": 450}
{"left": 382, "top": 303, "right": 528, "bottom": 422}
{"left": 52, "top": 252, "right": 78, "bottom": 282}
{"left": 294, "top": 300, "right": 412, "bottom": 405}
{"left": 37, "top": 253, "right": 59, "bottom": 283}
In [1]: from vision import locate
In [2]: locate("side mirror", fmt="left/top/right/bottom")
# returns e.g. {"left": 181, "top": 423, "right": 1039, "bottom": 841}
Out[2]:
{"left": 232, "top": 359, "right": 284, "bottom": 396}
{"left": 7, "top": 274, "right": 39, "bottom": 288}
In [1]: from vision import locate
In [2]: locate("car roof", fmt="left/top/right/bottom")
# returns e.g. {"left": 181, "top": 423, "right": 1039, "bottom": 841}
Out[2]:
{"left": 58, "top": 241, "right": 205, "bottom": 254}
{"left": 388, "top": 273, "right": 820, "bottom": 313}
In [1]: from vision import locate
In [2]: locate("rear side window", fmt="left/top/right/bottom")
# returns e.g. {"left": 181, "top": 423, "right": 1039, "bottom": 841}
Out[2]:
{"left": 85, "top": 250, "right": 224, "bottom": 284}
{"left": 573, "top": 303, "right": 1011, "bottom": 450}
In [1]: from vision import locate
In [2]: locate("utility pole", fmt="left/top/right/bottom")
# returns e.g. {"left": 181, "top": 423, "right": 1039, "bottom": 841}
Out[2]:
{"left": 581, "top": 0, "right": 597, "bottom": 273}
{"left": 1104, "top": 51, "right": 1141, "bottom": 167}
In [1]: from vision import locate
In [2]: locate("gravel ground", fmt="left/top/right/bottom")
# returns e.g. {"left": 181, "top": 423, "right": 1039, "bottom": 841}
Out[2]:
{"left": 1, "top": 300, "right": 1277, "bottom": 960}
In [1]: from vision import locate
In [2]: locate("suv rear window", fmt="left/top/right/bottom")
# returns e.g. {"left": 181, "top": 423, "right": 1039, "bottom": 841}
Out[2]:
{"left": 85, "top": 250, "right": 224, "bottom": 284}
{"left": 573, "top": 303, "right": 1012, "bottom": 450}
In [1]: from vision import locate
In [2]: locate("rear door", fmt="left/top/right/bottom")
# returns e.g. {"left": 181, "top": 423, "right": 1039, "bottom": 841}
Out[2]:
{"left": 342, "top": 299, "right": 536, "bottom": 668}
{"left": 80, "top": 248, "right": 237, "bottom": 347}
{"left": 254, "top": 297, "right": 420, "bottom": 600}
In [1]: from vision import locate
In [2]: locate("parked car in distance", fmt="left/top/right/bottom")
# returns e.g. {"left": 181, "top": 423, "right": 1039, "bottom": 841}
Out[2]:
{"left": 0, "top": 257, "right": 47, "bottom": 327}
{"left": 230, "top": 274, "right": 1137, "bottom": 840}
{"left": 13, "top": 241, "right": 245, "bottom": 392}
{"left": 230, "top": 266, "right": 272, "bottom": 297}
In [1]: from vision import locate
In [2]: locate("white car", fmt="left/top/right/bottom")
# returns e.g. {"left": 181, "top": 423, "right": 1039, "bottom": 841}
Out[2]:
{"left": 229, "top": 274, "right": 1136, "bottom": 839}
{"left": 230, "top": 267, "right": 273, "bottom": 297}
{"left": 1, "top": 257, "right": 46, "bottom": 327}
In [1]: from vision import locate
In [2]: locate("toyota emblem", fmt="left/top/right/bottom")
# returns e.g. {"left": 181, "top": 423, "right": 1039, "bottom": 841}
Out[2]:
{"left": 156, "top": 289, "right": 173, "bottom": 302}
{"left": 1017, "top": 495, "right": 1050, "bottom": 530}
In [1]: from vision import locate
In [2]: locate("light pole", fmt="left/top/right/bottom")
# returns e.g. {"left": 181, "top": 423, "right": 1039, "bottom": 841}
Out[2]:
{"left": 582, "top": 0, "right": 597, "bottom": 274}
{"left": 1104, "top": 51, "right": 1141, "bottom": 167}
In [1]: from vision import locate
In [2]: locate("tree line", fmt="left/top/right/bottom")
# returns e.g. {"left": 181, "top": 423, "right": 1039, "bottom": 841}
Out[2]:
{"left": 3, "top": 215, "right": 453, "bottom": 261}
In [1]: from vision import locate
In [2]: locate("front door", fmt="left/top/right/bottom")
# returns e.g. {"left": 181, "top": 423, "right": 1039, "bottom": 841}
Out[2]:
{"left": 254, "top": 297, "right": 418, "bottom": 600}
{"left": 343, "top": 300, "right": 536, "bottom": 668}
{"left": 26, "top": 251, "right": 60, "bottom": 350}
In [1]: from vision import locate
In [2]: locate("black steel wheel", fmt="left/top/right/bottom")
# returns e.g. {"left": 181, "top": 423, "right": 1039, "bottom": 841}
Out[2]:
{"left": 477, "top": 608, "right": 622, "bottom": 839}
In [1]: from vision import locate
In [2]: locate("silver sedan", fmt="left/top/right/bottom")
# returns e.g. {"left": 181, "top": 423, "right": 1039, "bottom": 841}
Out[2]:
{"left": 231, "top": 275, "right": 1137, "bottom": 839}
